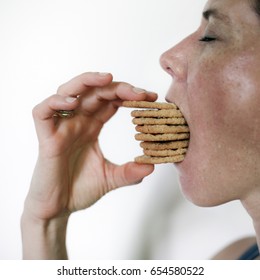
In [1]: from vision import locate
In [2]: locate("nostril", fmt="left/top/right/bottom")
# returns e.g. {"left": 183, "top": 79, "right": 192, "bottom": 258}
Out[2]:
{"left": 166, "top": 66, "right": 174, "bottom": 75}
{"left": 160, "top": 46, "right": 188, "bottom": 81}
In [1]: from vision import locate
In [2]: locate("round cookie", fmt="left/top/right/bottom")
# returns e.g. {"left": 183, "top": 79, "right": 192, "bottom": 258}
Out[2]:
{"left": 131, "top": 109, "right": 183, "bottom": 118}
{"left": 123, "top": 100, "right": 189, "bottom": 164}
{"left": 135, "top": 125, "right": 189, "bottom": 134}
{"left": 122, "top": 100, "right": 177, "bottom": 109}
{"left": 135, "top": 133, "right": 190, "bottom": 142}
{"left": 140, "top": 140, "right": 189, "bottom": 150}
{"left": 135, "top": 155, "right": 185, "bottom": 164}
{"left": 132, "top": 117, "right": 187, "bottom": 125}
{"left": 143, "top": 148, "right": 187, "bottom": 157}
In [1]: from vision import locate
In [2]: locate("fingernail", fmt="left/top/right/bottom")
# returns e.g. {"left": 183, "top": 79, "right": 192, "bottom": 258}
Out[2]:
{"left": 133, "top": 87, "right": 146, "bottom": 94}
{"left": 99, "top": 72, "right": 110, "bottom": 76}
{"left": 65, "top": 97, "right": 77, "bottom": 103}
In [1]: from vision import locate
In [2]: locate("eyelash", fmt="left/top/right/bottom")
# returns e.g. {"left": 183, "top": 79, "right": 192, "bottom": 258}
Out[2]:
{"left": 199, "top": 36, "right": 216, "bottom": 42}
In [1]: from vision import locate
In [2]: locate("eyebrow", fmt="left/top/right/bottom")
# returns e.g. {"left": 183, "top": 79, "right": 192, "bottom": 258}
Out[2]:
{"left": 202, "top": 8, "right": 231, "bottom": 24}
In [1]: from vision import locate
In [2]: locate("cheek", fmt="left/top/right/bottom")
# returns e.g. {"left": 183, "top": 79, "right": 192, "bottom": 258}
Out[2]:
{"left": 179, "top": 55, "right": 260, "bottom": 206}
{"left": 221, "top": 56, "right": 258, "bottom": 105}
{"left": 189, "top": 54, "right": 260, "bottom": 145}
{"left": 219, "top": 56, "right": 260, "bottom": 147}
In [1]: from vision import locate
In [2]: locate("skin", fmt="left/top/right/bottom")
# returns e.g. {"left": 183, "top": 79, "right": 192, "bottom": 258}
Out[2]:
{"left": 21, "top": 73, "right": 157, "bottom": 259}
{"left": 160, "top": 0, "right": 260, "bottom": 256}
{"left": 22, "top": 0, "right": 260, "bottom": 259}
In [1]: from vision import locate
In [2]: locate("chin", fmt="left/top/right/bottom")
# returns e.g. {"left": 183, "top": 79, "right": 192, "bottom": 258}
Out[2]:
{"left": 175, "top": 149, "right": 228, "bottom": 208}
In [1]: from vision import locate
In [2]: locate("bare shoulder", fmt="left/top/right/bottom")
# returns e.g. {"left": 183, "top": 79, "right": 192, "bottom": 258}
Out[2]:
{"left": 212, "top": 236, "right": 259, "bottom": 260}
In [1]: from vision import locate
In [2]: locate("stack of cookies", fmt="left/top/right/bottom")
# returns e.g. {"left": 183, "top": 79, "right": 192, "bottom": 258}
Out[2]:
{"left": 122, "top": 101, "right": 190, "bottom": 164}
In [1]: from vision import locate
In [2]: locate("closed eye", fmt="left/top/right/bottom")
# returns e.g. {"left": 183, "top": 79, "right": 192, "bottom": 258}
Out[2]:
{"left": 199, "top": 36, "right": 216, "bottom": 42}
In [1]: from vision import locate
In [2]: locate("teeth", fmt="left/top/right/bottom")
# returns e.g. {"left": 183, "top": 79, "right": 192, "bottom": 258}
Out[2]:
{"left": 122, "top": 101, "right": 190, "bottom": 164}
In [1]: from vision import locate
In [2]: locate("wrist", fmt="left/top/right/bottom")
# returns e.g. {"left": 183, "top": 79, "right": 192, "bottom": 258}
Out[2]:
{"left": 21, "top": 210, "right": 70, "bottom": 259}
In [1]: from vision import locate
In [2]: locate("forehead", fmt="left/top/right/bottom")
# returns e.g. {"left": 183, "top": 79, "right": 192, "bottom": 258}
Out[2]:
{"left": 205, "top": 0, "right": 251, "bottom": 9}
{"left": 204, "top": 0, "right": 259, "bottom": 25}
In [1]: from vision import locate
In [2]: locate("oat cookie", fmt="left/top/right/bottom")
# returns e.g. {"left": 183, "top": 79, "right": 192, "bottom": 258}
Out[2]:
{"left": 131, "top": 109, "right": 183, "bottom": 118}
{"left": 143, "top": 148, "right": 187, "bottom": 157}
{"left": 122, "top": 100, "right": 177, "bottom": 109}
{"left": 123, "top": 100, "right": 189, "bottom": 164}
{"left": 132, "top": 117, "right": 187, "bottom": 125}
{"left": 135, "top": 125, "right": 189, "bottom": 134}
{"left": 140, "top": 140, "right": 189, "bottom": 150}
{"left": 144, "top": 149, "right": 187, "bottom": 157}
{"left": 135, "top": 133, "right": 190, "bottom": 142}
{"left": 135, "top": 155, "right": 185, "bottom": 164}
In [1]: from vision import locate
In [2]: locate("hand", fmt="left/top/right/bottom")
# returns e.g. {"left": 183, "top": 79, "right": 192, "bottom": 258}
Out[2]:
{"left": 24, "top": 72, "right": 157, "bottom": 221}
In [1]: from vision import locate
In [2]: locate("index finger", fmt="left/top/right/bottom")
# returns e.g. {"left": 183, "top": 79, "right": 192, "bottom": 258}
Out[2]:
{"left": 56, "top": 72, "right": 114, "bottom": 97}
{"left": 78, "top": 81, "right": 158, "bottom": 117}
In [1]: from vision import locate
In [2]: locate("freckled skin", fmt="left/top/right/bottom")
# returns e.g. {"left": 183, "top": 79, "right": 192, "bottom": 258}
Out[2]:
{"left": 160, "top": 0, "right": 260, "bottom": 207}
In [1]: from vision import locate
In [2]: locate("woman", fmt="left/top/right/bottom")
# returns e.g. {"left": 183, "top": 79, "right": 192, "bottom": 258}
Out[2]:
{"left": 21, "top": 0, "right": 260, "bottom": 259}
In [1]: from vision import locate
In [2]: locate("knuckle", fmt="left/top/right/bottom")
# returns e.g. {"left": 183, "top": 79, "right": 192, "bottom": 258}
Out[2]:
{"left": 56, "top": 83, "right": 67, "bottom": 95}
{"left": 32, "top": 94, "right": 57, "bottom": 120}
{"left": 114, "top": 81, "right": 132, "bottom": 93}
{"left": 32, "top": 104, "right": 40, "bottom": 119}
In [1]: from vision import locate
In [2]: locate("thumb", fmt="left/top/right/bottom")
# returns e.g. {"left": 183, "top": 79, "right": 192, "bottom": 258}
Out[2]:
{"left": 108, "top": 161, "right": 155, "bottom": 189}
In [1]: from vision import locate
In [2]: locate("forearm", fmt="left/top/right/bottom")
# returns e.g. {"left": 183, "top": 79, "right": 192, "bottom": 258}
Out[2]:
{"left": 21, "top": 211, "right": 69, "bottom": 260}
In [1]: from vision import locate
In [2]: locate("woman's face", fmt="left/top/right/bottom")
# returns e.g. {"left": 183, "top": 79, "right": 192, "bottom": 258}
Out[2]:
{"left": 160, "top": 0, "right": 260, "bottom": 206}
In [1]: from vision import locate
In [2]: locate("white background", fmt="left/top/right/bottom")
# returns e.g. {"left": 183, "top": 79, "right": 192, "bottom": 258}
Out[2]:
{"left": 0, "top": 0, "right": 255, "bottom": 260}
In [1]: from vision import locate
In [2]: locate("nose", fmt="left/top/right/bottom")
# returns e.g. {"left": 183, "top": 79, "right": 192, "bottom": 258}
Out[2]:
{"left": 160, "top": 39, "right": 189, "bottom": 82}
